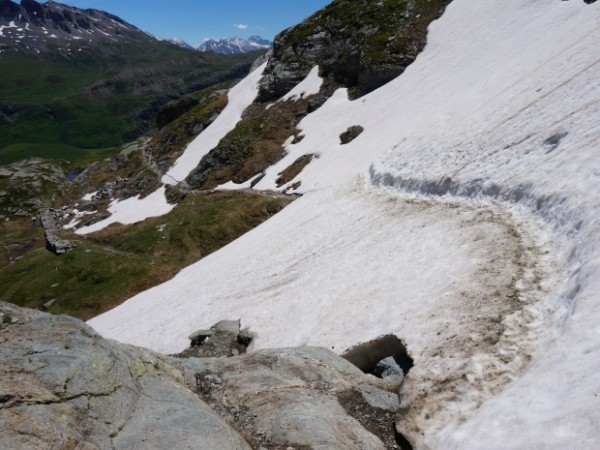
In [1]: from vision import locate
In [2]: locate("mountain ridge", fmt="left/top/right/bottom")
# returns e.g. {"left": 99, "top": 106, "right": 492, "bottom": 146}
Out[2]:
{"left": 197, "top": 35, "right": 271, "bottom": 54}
{"left": 0, "top": 0, "right": 153, "bottom": 57}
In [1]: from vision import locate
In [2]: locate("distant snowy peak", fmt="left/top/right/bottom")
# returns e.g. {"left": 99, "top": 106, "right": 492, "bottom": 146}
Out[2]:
{"left": 197, "top": 35, "right": 271, "bottom": 54}
{"left": 168, "top": 37, "right": 193, "bottom": 49}
{"left": 0, "top": 0, "right": 149, "bottom": 55}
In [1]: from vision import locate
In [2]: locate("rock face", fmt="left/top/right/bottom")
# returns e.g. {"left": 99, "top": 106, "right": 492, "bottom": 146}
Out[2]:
{"left": 0, "top": 302, "right": 251, "bottom": 450}
{"left": 171, "top": 347, "right": 404, "bottom": 449}
{"left": 256, "top": 0, "right": 452, "bottom": 101}
{"left": 0, "top": 158, "right": 66, "bottom": 219}
{"left": 0, "top": 303, "right": 406, "bottom": 449}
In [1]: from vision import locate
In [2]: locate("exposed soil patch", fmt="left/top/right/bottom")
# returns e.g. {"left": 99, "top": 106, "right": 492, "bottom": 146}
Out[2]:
{"left": 185, "top": 81, "right": 340, "bottom": 190}
{"left": 338, "top": 388, "right": 407, "bottom": 449}
{"left": 276, "top": 154, "right": 316, "bottom": 187}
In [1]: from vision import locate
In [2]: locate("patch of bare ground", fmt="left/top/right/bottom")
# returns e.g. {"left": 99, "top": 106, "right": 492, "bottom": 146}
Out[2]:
{"left": 276, "top": 154, "right": 317, "bottom": 187}
{"left": 184, "top": 81, "right": 340, "bottom": 190}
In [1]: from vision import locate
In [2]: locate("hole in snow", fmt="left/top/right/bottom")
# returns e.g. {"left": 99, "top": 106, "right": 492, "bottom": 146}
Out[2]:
{"left": 542, "top": 132, "right": 567, "bottom": 153}
{"left": 342, "top": 334, "right": 414, "bottom": 379}
{"left": 394, "top": 428, "right": 415, "bottom": 450}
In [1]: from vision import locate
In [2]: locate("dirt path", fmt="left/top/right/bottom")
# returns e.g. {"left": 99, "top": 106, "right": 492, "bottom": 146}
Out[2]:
{"left": 382, "top": 191, "right": 560, "bottom": 448}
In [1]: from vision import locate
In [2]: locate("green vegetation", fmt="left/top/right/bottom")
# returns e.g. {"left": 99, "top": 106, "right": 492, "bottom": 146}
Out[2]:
{"left": 185, "top": 93, "right": 327, "bottom": 190}
{"left": 276, "top": 0, "right": 450, "bottom": 97}
{"left": 0, "top": 191, "right": 292, "bottom": 320}
{"left": 0, "top": 44, "right": 264, "bottom": 165}
{"left": 0, "top": 143, "right": 118, "bottom": 167}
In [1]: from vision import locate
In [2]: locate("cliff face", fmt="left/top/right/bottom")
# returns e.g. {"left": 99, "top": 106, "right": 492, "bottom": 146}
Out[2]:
{"left": 257, "top": 0, "right": 452, "bottom": 101}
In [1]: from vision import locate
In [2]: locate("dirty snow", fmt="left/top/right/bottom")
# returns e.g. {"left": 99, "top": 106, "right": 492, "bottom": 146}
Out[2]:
{"left": 89, "top": 0, "right": 600, "bottom": 448}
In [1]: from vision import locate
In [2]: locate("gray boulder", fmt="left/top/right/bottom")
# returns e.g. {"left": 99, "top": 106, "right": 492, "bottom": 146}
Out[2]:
{"left": 181, "top": 319, "right": 253, "bottom": 358}
{"left": 0, "top": 302, "right": 250, "bottom": 450}
{"left": 39, "top": 208, "right": 73, "bottom": 255}
{"left": 1, "top": 303, "right": 405, "bottom": 450}
{"left": 374, "top": 356, "right": 405, "bottom": 385}
{"left": 171, "top": 347, "right": 402, "bottom": 449}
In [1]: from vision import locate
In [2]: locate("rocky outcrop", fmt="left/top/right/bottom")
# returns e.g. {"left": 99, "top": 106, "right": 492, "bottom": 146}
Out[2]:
{"left": 144, "top": 86, "right": 229, "bottom": 172}
{"left": 177, "top": 319, "right": 253, "bottom": 358}
{"left": 0, "top": 302, "right": 250, "bottom": 450}
{"left": 0, "top": 158, "right": 67, "bottom": 219}
{"left": 1, "top": 303, "right": 407, "bottom": 450}
{"left": 183, "top": 86, "right": 335, "bottom": 191}
{"left": 39, "top": 208, "right": 72, "bottom": 254}
{"left": 156, "top": 88, "right": 228, "bottom": 131}
{"left": 257, "top": 0, "right": 452, "bottom": 101}
{"left": 170, "top": 347, "right": 404, "bottom": 449}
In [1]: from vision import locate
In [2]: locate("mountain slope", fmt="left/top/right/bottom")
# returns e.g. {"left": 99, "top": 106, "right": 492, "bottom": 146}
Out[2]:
{"left": 0, "top": 0, "right": 262, "bottom": 164}
{"left": 257, "top": 0, "right": 451, "bottom": 101}
{"left": 85, "top": 0, "right": 600, "bottom": 448}
{"left": 0, "top": 0, "right": 152, "bottom": 56}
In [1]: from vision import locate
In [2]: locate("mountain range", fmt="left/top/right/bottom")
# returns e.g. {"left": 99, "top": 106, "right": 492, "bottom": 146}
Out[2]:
{"left": 196, "top": 35, "right": 272, "bottom": 54}
{"left": 0, "top": 0, "right": 151, "bottom": 56}
{"left": 168, "top": 35, "right": 272, "bottom": 54}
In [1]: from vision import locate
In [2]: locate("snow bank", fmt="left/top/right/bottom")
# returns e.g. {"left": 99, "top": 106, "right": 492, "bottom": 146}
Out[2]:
{"left": 281, "top": 65, "right": 322, "bottom": 101}
{"left": 75, "top": 186, "right": 174, "bottom": 235}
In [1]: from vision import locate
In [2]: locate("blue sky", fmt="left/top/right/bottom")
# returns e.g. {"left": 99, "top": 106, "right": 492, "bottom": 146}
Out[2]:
{"left": 47, "top": 0, "right": 331, "bottom": 46}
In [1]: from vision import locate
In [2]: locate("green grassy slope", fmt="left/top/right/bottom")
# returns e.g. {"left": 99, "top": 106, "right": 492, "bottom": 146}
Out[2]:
{"left": 0, "top": 43, "right": 263, "bottom": 165}
{"left": 0, "top": 190, "right": 292, "bottom": 320}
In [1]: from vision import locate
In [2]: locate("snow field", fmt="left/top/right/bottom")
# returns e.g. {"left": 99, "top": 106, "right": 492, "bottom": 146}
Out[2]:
{"left": 75, "top": 186, "right": 174, "bottom": 235}
{"left": 88, "top": 0, "right": 600, "bottom": 448}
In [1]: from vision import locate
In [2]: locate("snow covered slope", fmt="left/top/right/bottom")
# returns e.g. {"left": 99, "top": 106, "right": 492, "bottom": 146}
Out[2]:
{"left": 89, "top": 0, "right": 600, "bottom": 448}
